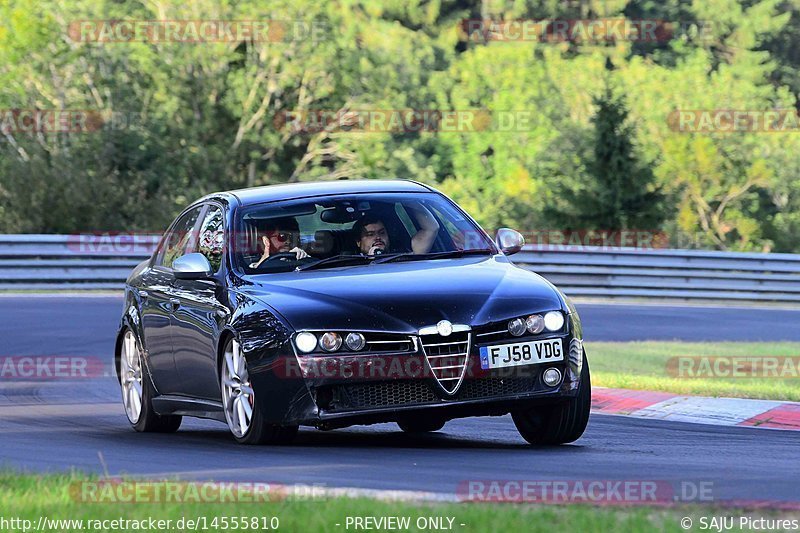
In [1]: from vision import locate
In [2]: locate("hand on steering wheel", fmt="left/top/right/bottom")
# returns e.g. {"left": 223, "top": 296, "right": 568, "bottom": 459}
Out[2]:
{"left": 261, "top": 252, "right": 301, "bottom": 263}
{"left": 251, "top": 237, "right": 310, "bottom": 268}
{"left": 254, "top": 250, "right": 314, "bottom": 268}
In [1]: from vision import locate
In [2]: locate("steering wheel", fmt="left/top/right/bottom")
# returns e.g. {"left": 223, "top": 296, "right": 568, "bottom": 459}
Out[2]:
{"left": 261, "top": 252, "right": 303, "bottom": 263}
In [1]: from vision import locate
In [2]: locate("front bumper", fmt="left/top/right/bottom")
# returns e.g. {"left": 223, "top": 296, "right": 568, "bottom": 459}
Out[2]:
{"left": 247, "top": 329, "right": 584, "bottom": 427}
{"left": 309, "top": 376, "right": 578, "bottom": 429}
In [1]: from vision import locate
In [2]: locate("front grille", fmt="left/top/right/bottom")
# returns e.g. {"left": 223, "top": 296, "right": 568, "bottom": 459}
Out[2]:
{"left": 364, "top": 333, "right": 415, "bottom": 353}
{"left": 473, "top": 327, "right": 510, "bottom": 344}
{"left": 329, "top": 380, "right": 437, "bottom": 410}
{"left": 321, "top": 376, "right": 539, "bottom": 412}
{"left": 459, "top": 377, "right": 538, "bottom": 400}
{"left": 420, "top": 331, "right": 470, "bottom": 393}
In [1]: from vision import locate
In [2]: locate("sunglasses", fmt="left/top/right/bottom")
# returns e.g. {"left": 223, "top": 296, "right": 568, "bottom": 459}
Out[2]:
{"left": 268, "top": 231, "right": 293, "bottom": 243}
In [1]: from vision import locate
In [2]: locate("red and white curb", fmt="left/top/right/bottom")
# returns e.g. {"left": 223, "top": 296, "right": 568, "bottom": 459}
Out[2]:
{"left": 592, "top": 388, "right": 800, "bottom": 430}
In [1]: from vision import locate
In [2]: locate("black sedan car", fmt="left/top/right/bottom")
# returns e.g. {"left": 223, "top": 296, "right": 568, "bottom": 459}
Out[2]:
{"left": 116, "top": 180, "right": 590, "bottom": 445}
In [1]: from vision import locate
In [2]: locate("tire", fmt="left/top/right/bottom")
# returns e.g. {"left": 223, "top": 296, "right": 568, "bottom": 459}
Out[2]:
{"left": 220, "top": 337, "right": 298, "bottom": 445}
{"left": 512, "top": 350, "right": 591, "bottom": 445}
{"left": 119, "top": 328, "right": 182, "bottom": 433}
{"left": 397, "top": 418, "right": 446, "bottom": 433}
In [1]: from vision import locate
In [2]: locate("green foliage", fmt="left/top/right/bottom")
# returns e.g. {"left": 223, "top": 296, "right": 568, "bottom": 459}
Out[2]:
{"left": 551, "top": 86, "right": 666, "bottom": 230}
{"left": 1, "top": 0, "right": 800, "bottom": 252}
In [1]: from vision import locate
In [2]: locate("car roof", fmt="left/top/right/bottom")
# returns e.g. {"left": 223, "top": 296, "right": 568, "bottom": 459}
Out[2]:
{"left": 203, "top": 179, "right": 434, "bottom": 207}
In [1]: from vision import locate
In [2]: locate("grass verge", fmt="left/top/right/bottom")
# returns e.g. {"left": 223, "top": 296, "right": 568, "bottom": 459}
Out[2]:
{"left": 1, "top": 473, "right": 794, "bottom": 533}
{"left": 587, "top": 341, "right": 800, "bottom": 401}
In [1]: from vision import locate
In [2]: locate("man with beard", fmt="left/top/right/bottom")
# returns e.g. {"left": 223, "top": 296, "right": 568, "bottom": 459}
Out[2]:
{"left": 353, "top": 204, "right": 439, "bottom": 256}
{"left": 250, "top": 217, "right": 309, "bottom": 268}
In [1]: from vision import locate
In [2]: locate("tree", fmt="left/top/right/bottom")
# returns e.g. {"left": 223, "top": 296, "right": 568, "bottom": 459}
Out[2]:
{"left": 551, "top": 86, "right": 666, "bottom": 231}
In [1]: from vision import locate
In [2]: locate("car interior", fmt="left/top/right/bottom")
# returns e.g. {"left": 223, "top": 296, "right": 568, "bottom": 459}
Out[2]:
{"left": 237, "top": 200, "right": 420, "bottom": 270}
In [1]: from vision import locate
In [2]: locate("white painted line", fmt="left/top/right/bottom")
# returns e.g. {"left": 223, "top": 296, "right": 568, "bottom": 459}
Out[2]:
{"left": 630, "top": 396, "right": 785, "bottom": 426}
{"left": 0, "top": 292, "right": 123, "bottom": 298}
{"left": 0, "top": 402, "right": 121, "bottom": 418}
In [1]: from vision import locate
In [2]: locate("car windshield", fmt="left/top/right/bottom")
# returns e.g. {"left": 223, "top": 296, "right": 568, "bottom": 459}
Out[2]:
{"left": 233, "top": 191, "right": 496, "bottom": 274}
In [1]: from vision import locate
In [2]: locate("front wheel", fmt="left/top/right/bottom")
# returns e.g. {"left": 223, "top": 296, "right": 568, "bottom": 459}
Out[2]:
{"left": 220, "top": 338, "right": 298, "bottom": 445}
{"left": 512, "top": 351, "right": 591, "bottom": 445}
{"left": 119, "top": 329, "right": 182, "bottom": 433}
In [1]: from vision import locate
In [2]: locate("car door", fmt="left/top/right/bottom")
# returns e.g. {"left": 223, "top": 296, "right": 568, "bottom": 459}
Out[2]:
{"left": 139, "top": 206, "right": 203, "bottom": 395}
{"left": 170, "top": 203, "right": 230, "bottom": 400}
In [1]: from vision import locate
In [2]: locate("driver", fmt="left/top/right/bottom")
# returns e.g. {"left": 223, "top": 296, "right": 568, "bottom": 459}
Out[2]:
{"left": 354, "top": 204, "right": 440, "bottom": 256}
{"left": 250, "top": 217, "right": 309, "bottom": 268}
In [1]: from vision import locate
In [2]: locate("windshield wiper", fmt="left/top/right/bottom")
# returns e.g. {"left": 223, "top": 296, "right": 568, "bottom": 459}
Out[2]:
{"left": 295, "top": 254, "right": 374, "bottom": 272}
{"left": 372, "top": 248, "right": 494, "bottom": 264}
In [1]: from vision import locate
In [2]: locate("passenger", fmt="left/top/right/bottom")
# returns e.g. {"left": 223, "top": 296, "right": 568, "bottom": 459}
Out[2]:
{"left": 250, "top": 218, "right": 309, "bottom": 268}
{"left": 354, "top": 205, "right": 439, "bottom": 256}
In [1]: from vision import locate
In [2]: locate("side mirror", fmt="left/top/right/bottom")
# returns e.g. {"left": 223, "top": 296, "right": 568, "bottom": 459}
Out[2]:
{"left": 173, "top": 253, "right": 213, "bottom": 280}
{"left": 495, "top": 228, "right": 525, "bottom": 256}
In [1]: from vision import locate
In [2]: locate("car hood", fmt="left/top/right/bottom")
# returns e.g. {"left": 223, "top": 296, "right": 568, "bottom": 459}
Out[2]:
{"left": 237, "top": 256, "right": 564, "bottom": 332}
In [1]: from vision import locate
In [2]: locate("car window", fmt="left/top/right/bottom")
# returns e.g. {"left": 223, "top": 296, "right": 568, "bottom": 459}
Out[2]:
{"left": 157, "top": 207, "right": 202, "bottom": 268}
{"left": 192, "top": 205, "right": 225, "bottom": 272}
{"left": 428, "top": 202, "right": 485, "bottom": 251}
{"left": 295, "top": 205, "right": 348, "bottom": 247}
{"left": 395, "top": 203, "right": 417, "bottom": 235}
{"left": 234, "top": 192, "right": 496, "bottom": 274}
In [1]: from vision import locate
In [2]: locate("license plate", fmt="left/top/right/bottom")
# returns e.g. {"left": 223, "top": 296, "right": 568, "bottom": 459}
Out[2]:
{"left": 479, "top": 339, "right": 564, "bottom": 370}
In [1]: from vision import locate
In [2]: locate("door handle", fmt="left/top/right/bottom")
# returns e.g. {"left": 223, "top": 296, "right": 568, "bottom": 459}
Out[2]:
{"left": 169, "top": 298, "right": 180, "bottom": 311}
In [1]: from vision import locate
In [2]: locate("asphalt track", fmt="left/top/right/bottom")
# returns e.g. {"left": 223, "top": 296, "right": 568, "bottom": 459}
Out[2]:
{"left": 1, "top": 296, "right": 799, "bottom": 504}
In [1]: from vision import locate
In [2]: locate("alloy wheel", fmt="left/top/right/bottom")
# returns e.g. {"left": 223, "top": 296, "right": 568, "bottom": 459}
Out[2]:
{"left": 221, "top": 339, "right": 255, "bottom": 438}
{"left": 120, "top": 330, "right": 143, "bottom": 424}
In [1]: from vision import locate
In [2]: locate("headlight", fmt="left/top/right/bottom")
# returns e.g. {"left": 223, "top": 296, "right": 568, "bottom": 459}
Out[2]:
{"left": 295, "top": 332, "right": 317, "bottom": 353}
{"left": 345, "top": 332, "right": 366, "bottom": 351}
{"left": 526, "top": 314, "right": 544, "bottom": 334}
{"left": 319, "top": 332, "right": 342, "bottom": 352}
{"left": 544, "top": 311, "right": 565, "bottom": 332}
{"left": 508, "top": 318, "right": 526, "bottom": 336}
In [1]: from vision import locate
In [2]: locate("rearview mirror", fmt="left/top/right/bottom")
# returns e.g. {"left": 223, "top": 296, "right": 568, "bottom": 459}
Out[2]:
{"left": 495, "top": 228, "right": 525, "bottom": 256}
{"left": 173, "top": 253, "right": 213, "bottom": 280}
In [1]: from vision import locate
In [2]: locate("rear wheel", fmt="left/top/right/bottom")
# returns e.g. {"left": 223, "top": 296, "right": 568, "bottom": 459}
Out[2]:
{"left": 397, "top": 418, "right": 446, "bottom": 433}
{"left": 512, "top": 351, "right": 590, "bottom": 445}
{"left": 119, "top": 329, "right": 182, "bottom": 433}
{"left": 221, "top": 338, "right": 298, "bottom": 445}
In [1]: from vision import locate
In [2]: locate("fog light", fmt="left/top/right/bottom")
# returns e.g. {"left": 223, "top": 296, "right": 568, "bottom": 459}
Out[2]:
{"left": 544, "top": 311, "right": 565, "bottom": 332}
{"left": 508, "top": 318, "right": 526, "bottom": 336}
{"left": 526, "top": 314, "right": 544, "bottom": 334}
{"left": 295, "top": 332, "right": 317, "bottom": 353}
{"left": 542, "top": 367, "right": 562, "bottom": 387}
{"left": 319, "top": 332, "right": 342, "bottom": 352}
{"left": 345, "top": 332, "right": 366, "bottom": 351}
